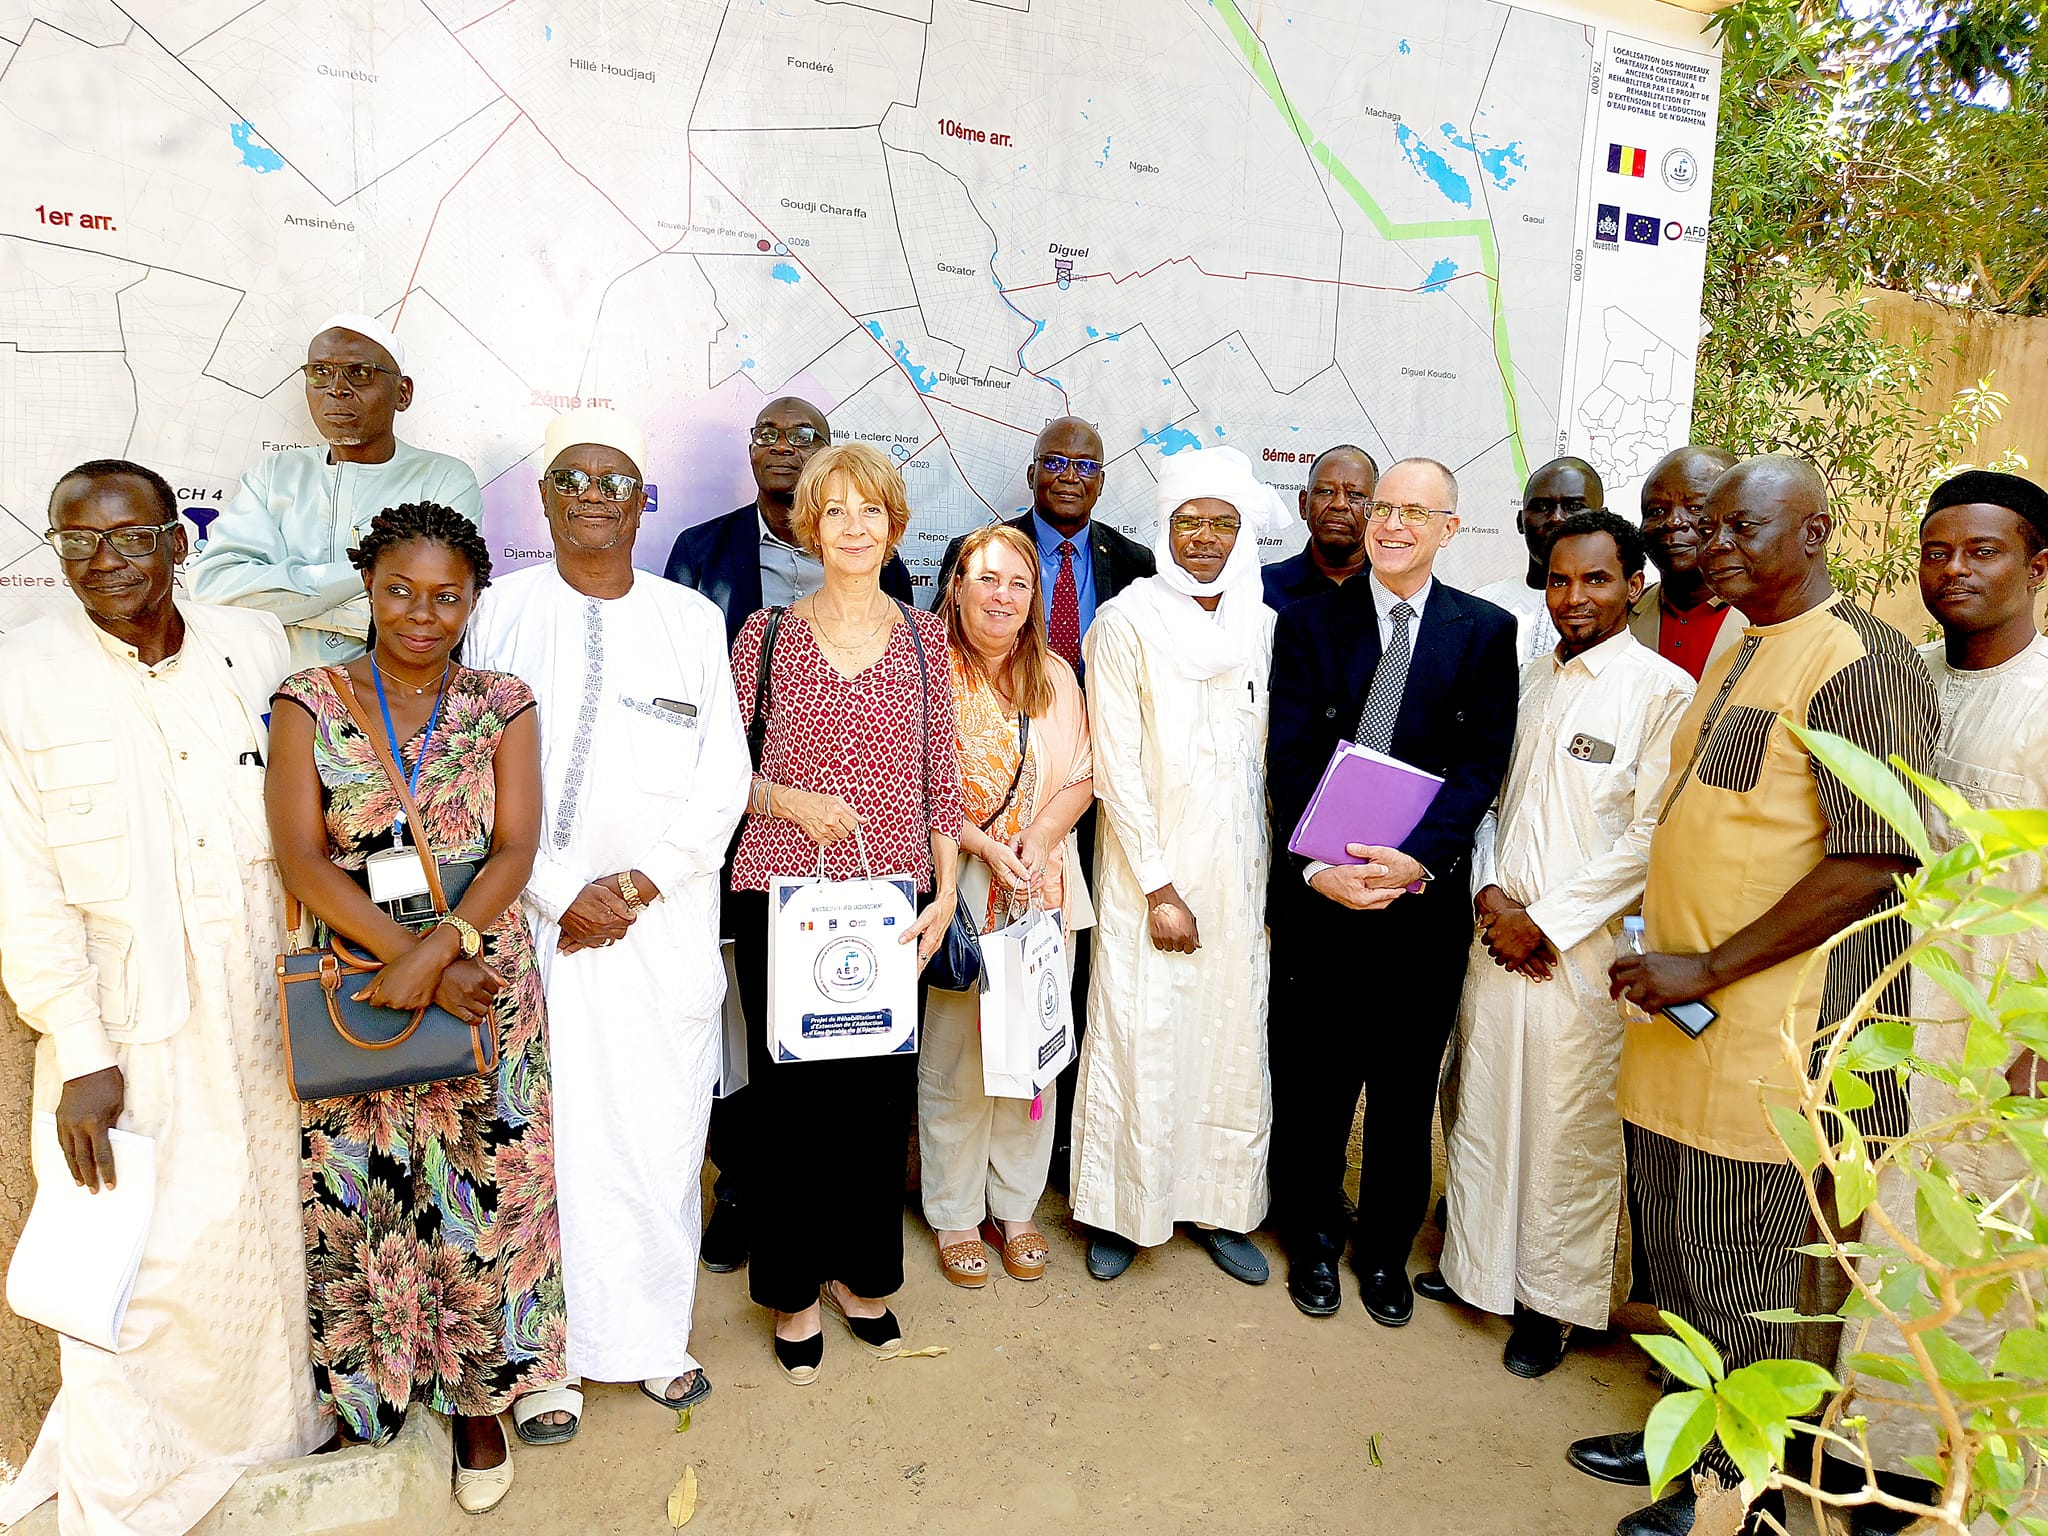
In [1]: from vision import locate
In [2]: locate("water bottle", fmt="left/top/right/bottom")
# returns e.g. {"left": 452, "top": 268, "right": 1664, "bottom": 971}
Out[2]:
{"left": 1616, "top": 916, "right": 1652, "bottom": 1025}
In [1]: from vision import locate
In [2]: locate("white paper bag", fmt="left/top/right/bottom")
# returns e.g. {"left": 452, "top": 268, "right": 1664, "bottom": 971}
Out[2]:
{"left": 7, "top": 1114, "right": 155, "bottom": 1352}
{"left": 979, "top": 908, "right": 1074, "bottom": 1099}
{"left": 768, "top": 872, "right": 922, "bottom": 1063}
{"left": 714, "top": 939, "right": 749, "bottom": 1099}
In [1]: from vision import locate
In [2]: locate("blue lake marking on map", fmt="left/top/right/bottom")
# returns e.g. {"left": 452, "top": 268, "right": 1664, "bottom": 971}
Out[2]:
{"left": 1393, "top": 125, "right": 1470, "bottom": 207}
{"left": 1421, "top": 258, "right": 1458, "bottom": 292}
{"left": 544, "top": 24, "right": 552, "bottom": 39}
{"left": 771, "top": 262, "right": 802, "bottom": 283}
{"left": 864, "top": 321, "right": 937, "bottom": 392}
{"left": 1438, "top": 124, "right": 1526, "bottom": 189}
{"left": 1399, "top": 38, "right": 1411, "bottom": 53}
{"left": 1084, "top": 326, "right": 1123, "bottom": 341}
{"left": 1142, "top": 424, "right": 1202, "bottom": 455}
{"left": 1161, "top": 377, "right": 1172, "bottom": 385}
{"left": 1213, "top": 426, "right": 1225, "bottom": 437}
{"left": 230, "top": 122, "right": 284, "bottom": 173}
{"left": 1097, "top": 137, "right": 1112, "bottom": 167}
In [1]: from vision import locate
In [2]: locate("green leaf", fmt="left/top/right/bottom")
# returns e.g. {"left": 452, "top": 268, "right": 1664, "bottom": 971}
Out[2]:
{"left": 1835, "top": 1125, "right": 1878, "bottom": 1223}
{"left": 1767, "top": 1104, "right": 1824, "bottom": 1172}
{"left": 1751, "top": 1307, "right": 1845, "bottom": 1324}
{"left": 1847, "top": 1350, "right": 1919, "bottom": 1386}
{"left": 1637, "top": 1333, "right": 1717, "bottom": 1390}
{"left": 1912, "top": 1165, "right": 1987, "bottom": 1260}
{"left": 1965, "top": 1019, "right": 2013, "bottom": 1073}
{"left": 1996, "top": 1328, "right": 2048, "bottom": 1381}
{"left": 1831, "top": 1064, "right": 1877, "bottom": 1112}
{"left": 1739, "top": 1357, "right": 1841, "bottom": 1413}
{"left": 1715, "top": 1396, "right": 1780, "bottom": 1489}
{"left": 1659, "top": 1311, "right": 1726, "bottom": 1383}
{"left": 1893, "top": 757, "right": 1974, "bottom": 829}
{"left": 1643, "top": 1389, "right": 1717, "bottom": 1498}
{"left": 1924, "top": 1326, "right": 1991, "bottom": 1385}
{"left": 1787, "top": 724, "right": 1931, "bottom": 863}
{"left": 1839, "top": 1018, "right": 1914, "bottom": 1072}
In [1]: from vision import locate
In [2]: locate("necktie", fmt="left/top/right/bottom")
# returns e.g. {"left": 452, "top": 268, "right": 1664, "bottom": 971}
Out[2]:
{"left": 1048, "top": 540, "right": 1081, "bottom": 670}
{"left": 1355, "top": 601, "right": 1414, "bottom": 753}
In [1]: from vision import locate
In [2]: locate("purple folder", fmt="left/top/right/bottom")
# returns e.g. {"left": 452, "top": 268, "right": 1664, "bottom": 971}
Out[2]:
{"left": 1286, "top": 741, "right": 1445, "bottom": 866}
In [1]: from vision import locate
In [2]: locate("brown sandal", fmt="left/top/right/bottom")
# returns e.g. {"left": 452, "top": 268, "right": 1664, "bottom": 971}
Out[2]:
{"left": 936, "top": 1233, "right": 989, "bottom": 1288}
{"left": 980, "top": 1218, "right": 1048, "bottom": 1281}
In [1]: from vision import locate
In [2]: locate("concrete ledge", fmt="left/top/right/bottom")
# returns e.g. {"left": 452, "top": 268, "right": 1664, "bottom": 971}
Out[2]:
{"left": 7, "top": 1408, "right": 449, "bottom": 1536}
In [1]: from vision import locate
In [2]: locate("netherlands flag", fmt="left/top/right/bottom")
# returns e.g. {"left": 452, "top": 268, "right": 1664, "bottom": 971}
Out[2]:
{"left": 1607, "top": 144, "right": 1647, "bottom": 177}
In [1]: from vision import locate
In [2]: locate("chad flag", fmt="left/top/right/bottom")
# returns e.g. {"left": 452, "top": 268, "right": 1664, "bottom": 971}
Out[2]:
{"left": 1606, "top": 143, "right": 1648, "bottom": 177}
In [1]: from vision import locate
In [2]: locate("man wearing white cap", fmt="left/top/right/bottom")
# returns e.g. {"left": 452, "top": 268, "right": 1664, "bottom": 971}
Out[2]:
{"left": 190, "top": 314, "right": 482, "bottom": 669}
{"left": 464, "top": 409, "right": 750, "bottom": 1439}
{"left": 1069, "top": 444, "right": 1279, "bottom": 1286}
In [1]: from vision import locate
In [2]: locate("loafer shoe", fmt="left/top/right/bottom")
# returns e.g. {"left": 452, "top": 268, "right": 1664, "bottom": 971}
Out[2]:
{"left": 1287, "top": 1256, "right": 1341, "bottom": 1317}
{"left": 1189, "top": 1227, "right": 1269, "bottom": 1286}
{"left": 1569, "top": 1430, "right": 1648, "bottom": 1486}
{"left": 1086, "top": 1230, "right": 1137, "bottom": 1281}
{"left": 1413, "top": 1269, "right": 1462, "bottom": 1305}
{"left": 1616, "top": 1484, "right": 1694, "bottom": 1536}
{"left": 700, "top": 1198, "right": 747, "bottom": 1273}
{"left": 1356, "top": 1265, "right": 1413, "bottom": 1327}
{"left": 1503, "top": 1311, "right": 1572, "bottom": 1379}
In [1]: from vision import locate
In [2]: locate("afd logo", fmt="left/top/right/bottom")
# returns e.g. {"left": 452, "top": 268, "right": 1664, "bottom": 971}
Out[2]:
{"left": 1664, "top": 219, "right": 1709, "bottom": 245}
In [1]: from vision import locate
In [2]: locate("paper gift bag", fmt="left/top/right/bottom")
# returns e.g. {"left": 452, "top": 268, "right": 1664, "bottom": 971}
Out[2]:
{"left": 979, "top": 908, "right": 1074, "bottom": 1099}
{"left": 714, "top": 939, "right": 749, "bottom": 1099}
{"left": 768, "top": 871, "right": 921, "bottom": 1063}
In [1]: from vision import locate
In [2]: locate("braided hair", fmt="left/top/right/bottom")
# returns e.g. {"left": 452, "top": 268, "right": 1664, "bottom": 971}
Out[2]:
{"left": 350, "top": 502, "right": 491, "bottom": 656}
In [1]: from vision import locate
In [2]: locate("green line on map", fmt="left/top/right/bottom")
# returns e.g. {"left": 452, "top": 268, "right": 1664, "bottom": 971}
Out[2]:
{"left": 1212, "top": 0, "right": 1530, "bottom": 483}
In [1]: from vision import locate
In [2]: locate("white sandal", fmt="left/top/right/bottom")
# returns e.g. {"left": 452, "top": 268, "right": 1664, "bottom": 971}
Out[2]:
{"left": 510, "top": 1383, "right": 582, "bottom": 1445}
{"left": 453, "top": 1418, "right": 515, "bottom": 1515}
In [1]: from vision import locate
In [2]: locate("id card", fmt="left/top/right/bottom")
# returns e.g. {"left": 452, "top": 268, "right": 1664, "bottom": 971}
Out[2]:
{"left": 366, "top": 846, "right": 433, "bottom": 905}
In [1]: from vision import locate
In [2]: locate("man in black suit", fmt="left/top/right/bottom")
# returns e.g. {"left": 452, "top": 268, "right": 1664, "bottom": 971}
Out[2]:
{"left": 1266, "top": 456, "right": 1519, "bottom": 1324}
{"left": 663, "top": 394, "right": 912, "bottom": 1273}
{"left": 935, "top": 415, "right": 1154, "bottom": 1186}
{"left": 665, "top": 395, "right": 913, "bottom": 646}
{"left": 1262, "top": 444, "right": 1377, "bottom": 610}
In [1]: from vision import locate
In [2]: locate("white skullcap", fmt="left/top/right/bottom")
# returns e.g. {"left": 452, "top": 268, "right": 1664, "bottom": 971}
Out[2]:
{"left": 1153, "top": 443, "right": 1286, "bottom": 535}
{"left": 317, "top": 312, "right": 406, "bottom": 372}
{"left": 544, "top": 407, "right": 648, "bottom": 479}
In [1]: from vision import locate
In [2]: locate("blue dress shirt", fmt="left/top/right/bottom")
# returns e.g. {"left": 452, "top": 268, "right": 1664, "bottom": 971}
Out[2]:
{"left": 1030, "top": 512, "right": 1097, "bottom": 639}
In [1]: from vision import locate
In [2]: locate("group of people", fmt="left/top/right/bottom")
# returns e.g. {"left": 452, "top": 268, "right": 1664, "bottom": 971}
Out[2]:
{"left": 0, "top": 312, "right": 2037, "bottom": 1536}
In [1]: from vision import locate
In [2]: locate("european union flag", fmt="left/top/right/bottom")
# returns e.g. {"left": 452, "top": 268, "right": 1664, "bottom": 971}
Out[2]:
{"left": 1624, "top": 213, "right": 1661, "bottom": 246}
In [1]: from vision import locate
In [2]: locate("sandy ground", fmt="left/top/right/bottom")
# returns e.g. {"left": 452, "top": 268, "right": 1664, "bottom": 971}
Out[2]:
{"left": 479, "top": 1196, "right": 1686, "bottom": 1536}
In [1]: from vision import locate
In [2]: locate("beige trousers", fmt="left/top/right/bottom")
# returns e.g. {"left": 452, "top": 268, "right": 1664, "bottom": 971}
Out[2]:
{"left": 917, "top": 979, "right": 1057, "bottom": 1231}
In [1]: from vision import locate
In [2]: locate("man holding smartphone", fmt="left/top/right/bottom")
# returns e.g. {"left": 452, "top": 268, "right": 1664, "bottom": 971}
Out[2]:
{"left": 1569, "top": 455, "right": 1936, "bottom": 1536}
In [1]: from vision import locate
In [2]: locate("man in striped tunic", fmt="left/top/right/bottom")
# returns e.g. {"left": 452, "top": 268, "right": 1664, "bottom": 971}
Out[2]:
{"left": 1566, "top": 456, "right": 1936, "bottom": 1536}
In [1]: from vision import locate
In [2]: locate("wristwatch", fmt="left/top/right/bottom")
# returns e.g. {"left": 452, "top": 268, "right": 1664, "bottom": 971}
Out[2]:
{"left": 439, "top": 914, "right": 482, "bottom": 958}
{"left": 618, "top": 870, "right": 647, "bottom": 914}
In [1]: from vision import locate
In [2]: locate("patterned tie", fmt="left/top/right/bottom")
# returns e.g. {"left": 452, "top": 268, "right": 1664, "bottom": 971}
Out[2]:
{"left": 1048, "top": 540, "right": 1082, "bottom": 670}
{"left": 1355, "top": 601, "right": 1414, "bottom": 752}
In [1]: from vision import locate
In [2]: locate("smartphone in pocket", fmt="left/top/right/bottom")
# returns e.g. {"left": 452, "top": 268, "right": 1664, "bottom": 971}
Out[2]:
{"left": 1662, "top": 999, "right": 1718, "bottom": 1038}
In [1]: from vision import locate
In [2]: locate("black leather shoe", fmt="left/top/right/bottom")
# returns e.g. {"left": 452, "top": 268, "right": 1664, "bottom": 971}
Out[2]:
{"left": 1287, "top": 1257, "right": 1341, "bottom": 1317}
{"left": 1503, "top": 1310, "right": 1572, "bottom": 1378}
{"left": 700, "top": 1197, "right": 747, "bottom": 1273}
{"left": 1356, "top": 1265, "right": 1413, "bottom": 1327}
{"left": 1413, "top": 1269, "right": 1462, "bottom": 1304}
{"left": 1616, "top": 1484, "right": 1694, "bottom": 1536}
{"left": 1568, "top": 1430, "right": 1648, "bottom": 1486}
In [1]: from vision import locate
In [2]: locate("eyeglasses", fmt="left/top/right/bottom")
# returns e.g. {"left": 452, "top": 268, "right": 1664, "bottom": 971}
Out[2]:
{"left": 751, "top": 424, "right": 825, "bottom": 448}
{"left": 45, "top": 521, "right": 181, "bottom": 560}
{"left": 1366, "top": 502, "right": 1450, "bottom": 528}
{"left": 301, "top": 361, "right": 400, "bottom": 390}
{"left": 1168, "top": 513, "right": 1242, "bottom": 537}
{"left": 1309, "top": 487, "right": 1374, "bottom": 509}
{"left": 1037, "top": 454, "right": 1103, "bottom": 480}
{"left": 543, "top": 467, "right": 641, "bottom": 502}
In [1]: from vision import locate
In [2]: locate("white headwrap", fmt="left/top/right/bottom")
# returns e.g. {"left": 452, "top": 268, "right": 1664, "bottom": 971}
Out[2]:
{"left": 318, "top": 311, "right": 406, "bottom": 372}
{"left": 543, "top": 406, "right": 648, "bottom": 479}
{"left": 1114, "top": 445, "right": 1284, "bottom": 680}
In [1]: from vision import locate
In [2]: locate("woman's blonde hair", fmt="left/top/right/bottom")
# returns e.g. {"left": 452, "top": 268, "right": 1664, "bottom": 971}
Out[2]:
{"left": 789, "top": 442, "right": 913, "bottom": 557}
{"left": 939, "top": 522, "right": 1056, "bottom": 719}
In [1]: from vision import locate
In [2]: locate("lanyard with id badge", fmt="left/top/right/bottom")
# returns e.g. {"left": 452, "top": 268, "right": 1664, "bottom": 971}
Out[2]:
{"left": 363, "top": 663, "right": 446, "bottom": 918}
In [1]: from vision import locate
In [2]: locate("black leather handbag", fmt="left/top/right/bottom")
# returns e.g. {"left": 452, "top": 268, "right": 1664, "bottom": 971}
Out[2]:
{"left": 275, "top": 669, "right": 500, "bottom": 1102}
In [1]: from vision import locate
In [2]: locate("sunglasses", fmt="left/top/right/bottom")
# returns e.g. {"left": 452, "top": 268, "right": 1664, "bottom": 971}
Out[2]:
{"left": 1037, "top": 454, "right": 1103, "bottom": 480}
{"left": 1168, "top": 514, "right": 1242, "bottom": 537}
{"left": 46, "top": 521, "right": 182, "bottom": 560}
{"left": 544, "top": 467, "right": 641, "bottom": 502}
{"left": 302, "top": 361, "right": 400, "bottom": 390}
{"left": 751, "top": 424, "right": 825, "bottom": 448}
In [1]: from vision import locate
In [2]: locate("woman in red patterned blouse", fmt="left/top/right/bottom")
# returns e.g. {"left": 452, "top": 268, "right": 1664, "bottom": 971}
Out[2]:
{"left": 727, "top": 442, "right": 963, "bottom": 1384}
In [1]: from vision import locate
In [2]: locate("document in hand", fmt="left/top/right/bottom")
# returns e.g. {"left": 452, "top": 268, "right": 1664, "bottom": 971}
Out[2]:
{"left": 7, "top": 1114, "right": 155, "bottom": 1352}
{"left": 1286, "top": 740, "right": 1445, "bottom": 866}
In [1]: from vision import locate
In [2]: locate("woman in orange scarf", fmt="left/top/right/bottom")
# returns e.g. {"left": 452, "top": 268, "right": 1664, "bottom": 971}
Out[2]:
{"left": 921, "top": 524, "right": 1094, "bottom": 1286}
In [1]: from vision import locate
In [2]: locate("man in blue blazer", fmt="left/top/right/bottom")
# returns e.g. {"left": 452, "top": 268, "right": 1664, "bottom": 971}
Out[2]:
{"left": 1266, "top": 456, "right": 1520, "bottom": 1325}
{"left": 665, "top": 395, "right": 914, "bottom": 646}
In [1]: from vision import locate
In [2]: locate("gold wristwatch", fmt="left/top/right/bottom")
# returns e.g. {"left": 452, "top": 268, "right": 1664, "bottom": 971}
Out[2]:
{"left": 440, "top": 914, "right": 482, "bottom": 958}
{"left": 618, "top": 870, "right": 647, "bottom": 914}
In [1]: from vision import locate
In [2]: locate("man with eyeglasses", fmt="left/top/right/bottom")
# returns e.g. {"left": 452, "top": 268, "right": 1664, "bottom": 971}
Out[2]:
{"left": 1626, "top": 444, "right": 1744, "bottom": 681}
{"left": 1474, "top": 456, "right": 1605, "bottom": 665}
{"left": 189, "top": 314, "right": 482, "bottom": 671}
{"left": 1262, "top": 444, "right": 1379, "bottom": 610}
{"left": 0, "top": 460, "right": 325, "bottom": 1533}
{"left": 663, "top": 394, "right": 912, "bottom": 1274}
{"left": 1266, "top": 458, "right": 1519, "bottom": 1324}
{"left": 467, "top": 409, "right": 751, "bottom": 1437}
{"left": 665, "top": 396, "right": 913, "bottom": 645}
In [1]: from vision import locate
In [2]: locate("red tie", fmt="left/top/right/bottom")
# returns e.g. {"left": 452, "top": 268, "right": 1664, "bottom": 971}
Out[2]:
{"left": 1049, "top": 540, "right": 1081, "bottom": 670}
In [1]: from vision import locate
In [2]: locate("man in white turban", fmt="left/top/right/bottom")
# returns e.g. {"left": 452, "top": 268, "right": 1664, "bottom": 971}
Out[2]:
{"left": 464, "top": 408, "right": 751, "bottom": 1438}
{"left": 190, "top": 313, "right": 482, "bottom": 669}
{"left": 1069, "top": 445, "right": 1280, "bottom": 1286}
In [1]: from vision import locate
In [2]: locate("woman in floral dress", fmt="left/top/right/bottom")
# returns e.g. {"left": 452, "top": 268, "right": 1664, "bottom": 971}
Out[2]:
{"left": 267, "top": 502, "right": 561, "bottom": 1514}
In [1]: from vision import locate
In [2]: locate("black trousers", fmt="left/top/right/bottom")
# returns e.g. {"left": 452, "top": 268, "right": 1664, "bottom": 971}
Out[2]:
{"left": 706, "top": 887, "right": 750, "bottom": 1208}
{"left": 730, "top": 890, "right": 916, "bottom": 1315}
{"left": 1267, "top": 880, "right": 1473, "bottom": 1270}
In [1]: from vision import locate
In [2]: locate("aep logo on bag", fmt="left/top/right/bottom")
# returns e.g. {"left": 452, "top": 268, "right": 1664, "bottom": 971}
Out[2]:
{"left": 815, "top": 938, "right": 879, "bottom": 1002}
